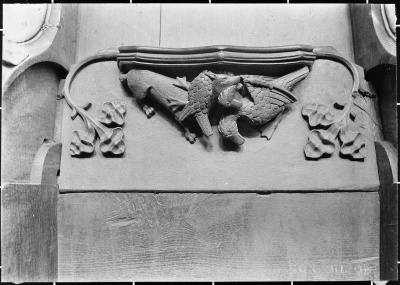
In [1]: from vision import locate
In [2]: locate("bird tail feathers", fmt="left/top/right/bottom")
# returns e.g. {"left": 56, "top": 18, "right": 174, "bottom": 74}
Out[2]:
{"left": 196, "top": 113, "right": 213, "bottom": 137}
{"left": 178, "top": 105, "right": 196, "bottom": 122}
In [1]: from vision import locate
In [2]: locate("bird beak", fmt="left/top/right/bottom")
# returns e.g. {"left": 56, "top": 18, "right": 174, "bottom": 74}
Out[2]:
{"left": 228, "top": 133, "right": 245, "bottom": 145}
{"left": 233, "top": 76, "right": 241, "bottom": 84}
{"left": 230, "top": 98, "right": 243, "bottom": 108}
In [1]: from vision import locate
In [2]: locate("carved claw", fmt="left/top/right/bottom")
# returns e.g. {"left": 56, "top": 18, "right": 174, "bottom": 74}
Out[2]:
{"left": 144, "top": 106, "right": 155, "bottom": 118}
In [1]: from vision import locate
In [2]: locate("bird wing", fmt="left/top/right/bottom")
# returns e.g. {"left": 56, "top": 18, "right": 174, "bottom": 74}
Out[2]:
{"left": 244, "top": 78, "right": 296, "bottom": 103}
{"left": 178, "top": 103, "right": 197, "bottom": 121}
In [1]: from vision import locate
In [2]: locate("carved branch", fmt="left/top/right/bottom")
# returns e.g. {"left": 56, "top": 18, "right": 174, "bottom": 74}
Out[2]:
{"left": 62, "top": 49, "right": 126, "bottom": 157}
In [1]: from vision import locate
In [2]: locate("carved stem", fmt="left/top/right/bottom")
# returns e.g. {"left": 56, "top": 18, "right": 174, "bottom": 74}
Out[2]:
{"left": 313, "top": 49, "right": 360, "bottom": 96}
{"left": 74, "top": 105, "right": 111, "bottom": 140}
{"left": 62, "top": 49, "right": 119, "bottom": 139}
{"left": 313, "top": 48, "right": 365, "bottom": 131}
{"left": 335, "top": 97, "right": 354, "bottom": 127}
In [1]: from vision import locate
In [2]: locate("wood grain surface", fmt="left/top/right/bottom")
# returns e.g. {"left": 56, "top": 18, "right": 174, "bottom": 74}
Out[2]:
{"left": 58, "top": 192, "right": 379, "bottom": 281}
{"left": 56, "top": 4, "right": 79, "bottom": 70}
{"left": 367, "top": 65, "right": 397, "bottom": 148}
{"left": 58, "top": 59, "right": 380, "bottom": 192}
{"left": 75, "top": 4, "right": 354, "bottom": 61}
{"left": 350, "top": 4, "right": 396, "bottom": 71}
{"left": 160, "top": 4, "right": 354, "bottom": 61}
{"left": 75, "top": 4, "right": 161, "bottom": 61}
{"left": 1, "top": 184, "right": 58, "bottom": 282}
{"left": 375, "top": 141, "right": 398, "bottom": 280}
{"left": 2, "top": 64, "right": 61, "bottom": 183}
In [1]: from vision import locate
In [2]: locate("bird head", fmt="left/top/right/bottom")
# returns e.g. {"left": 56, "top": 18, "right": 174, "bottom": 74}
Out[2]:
{"left": 212, "top": 74, "right": 241, "bottom": 95}
{"left": 211, "top": 74, "right": 243, "bottom": 110}
{"left": 217, "top": 84, "right": 243, "bottom": 109}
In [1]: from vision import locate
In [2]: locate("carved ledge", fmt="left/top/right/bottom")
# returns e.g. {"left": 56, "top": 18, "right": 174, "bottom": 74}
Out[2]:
{"left": 118, "top": 45, "right": 317, "bottom": 74}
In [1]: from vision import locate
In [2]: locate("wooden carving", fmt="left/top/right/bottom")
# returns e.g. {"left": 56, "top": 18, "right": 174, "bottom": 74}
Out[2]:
{"left": 178, "top": 70, "right": 241, "bottom": 137}
{"left": 63, "top": 45, "right": 376, "bottom": 160}
{"left": 121, "top": 68, "right": 310, "bottom": 145}
{"left": 302, "top": 89, "right": 376, "bottom": 161}
{"left": 303, "top": 47, "right": 376, "bottom": 160}
{"left": 61, "top": 50, "right": 126, "bottom": 157}
{"left": 300, "top": 48, "right": 376, "bottom": 161}
{"left": 119, "top": 69, "right": 198, "bottom": 143}
{"left": 69, "top": 100, "right": 126, "bottom": 157}
{"left": 218, "top": 67, "right": 309, "bottom": 144}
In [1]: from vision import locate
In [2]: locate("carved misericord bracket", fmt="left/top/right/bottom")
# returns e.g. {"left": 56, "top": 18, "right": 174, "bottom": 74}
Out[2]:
{"left": 63, "top": 45, "right": 377, "bottom": 160}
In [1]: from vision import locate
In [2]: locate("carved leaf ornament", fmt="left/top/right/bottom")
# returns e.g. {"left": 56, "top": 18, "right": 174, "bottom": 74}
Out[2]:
{"left": 101, "top": 101, "right": 126, "bottom": 126}
{"left": 99, "top": 127, "right": 125, "bottom": 155}
{"left": 60, "top": 49, "right": 128, "bottom": 157}
{"left": 302, "top": 91, "right": 371, "bottom": 161}
{"left": 68, "top": 101, "right": 126, "bottom": 157}
{"left": 339, "top": 127, "right": 366, "bottom": 159}
{"left": 301, "top": 104, "right": 335, "bottom": 127}
{"left": 70, "top": 124, "right": 95, "bottom": 156}
{"left": 304, "top": 126, "right": 338, "bottom": 158}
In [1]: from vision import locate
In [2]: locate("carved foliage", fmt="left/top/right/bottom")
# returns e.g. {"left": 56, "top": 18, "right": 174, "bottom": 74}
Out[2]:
{"left": 302, "top": 91, "right": 374, "bottom": 160}
{"left": 339, "top": 127, "right": 366, "bottom": 159}
{"left": 100, "top": 101, "right": 126, "bottom": 126}
{"left": 70, "top": 124, "right": 95, "bottom": 156}
{"left": 304, "top": 125, "right": 339, "bottom": 158}
{"left": 301, "top": 104, "right": 335, "bottom": 127}
{"left": 99, "top": 127, "right": 125, "bottom": 155}
{"left": 69, "top": 101, "right": 126, "bottom": 157}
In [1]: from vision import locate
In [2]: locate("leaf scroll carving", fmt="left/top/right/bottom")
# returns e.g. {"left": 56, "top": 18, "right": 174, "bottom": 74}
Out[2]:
{"left": 68, "top": 100, "right": 126, "bottom": 157}
{"left": 99, "top": 127, "right": 125, "bottom": 155}
{"left": 339, "top": 128, "right": 366, "bottom": 160}
{"left": 301, "top": 103, "right": 335, "bottom": 127}
{"left": 100, "top": 101, "right": 126, "bottom": 126}
{"left": 304, "top": 124, "right": 339, "bottom": 159}
{"left": 70, "top": 124, "right": 95, "bottom": 156}
{"left": 302, "top": 89, "right": 375, "bottom": 160}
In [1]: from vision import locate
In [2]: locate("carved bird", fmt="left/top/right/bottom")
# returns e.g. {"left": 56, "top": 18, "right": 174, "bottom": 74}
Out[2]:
{"left": 218, "top": 66, "right": 310, "bottom": 144}
{"left": 178, "top": 70, "right": 241, "bottom": 137}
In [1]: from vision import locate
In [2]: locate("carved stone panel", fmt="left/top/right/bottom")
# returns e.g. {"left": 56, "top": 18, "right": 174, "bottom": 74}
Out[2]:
{"left": 58, "top": 46, "right": 382, "bottom": 192}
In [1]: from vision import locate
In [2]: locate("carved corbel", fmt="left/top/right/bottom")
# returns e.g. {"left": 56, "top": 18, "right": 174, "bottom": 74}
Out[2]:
{"left": 63, "top": 45, "right": 380, "bottom": 161}
{"left": 116, "top": 45, "right": 378, "bottom": 161}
